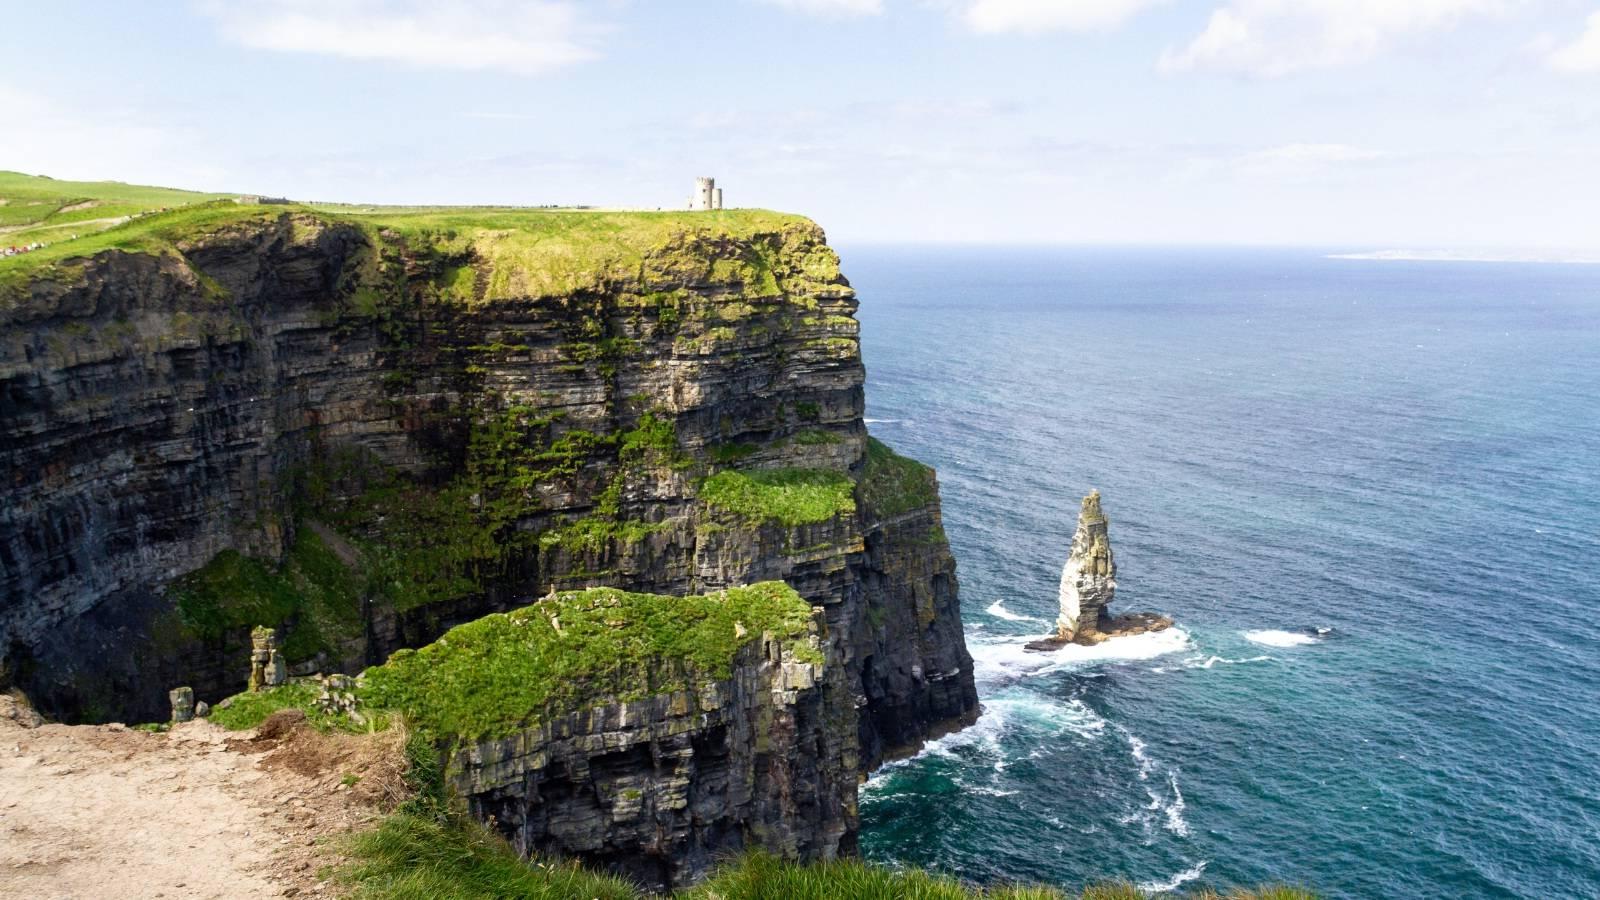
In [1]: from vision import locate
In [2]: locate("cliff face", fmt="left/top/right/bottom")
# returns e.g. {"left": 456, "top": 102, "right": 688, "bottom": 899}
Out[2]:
{"left": 0, "top": 206, "right": 977, "bottom": 873}
{"left": 397, "top": 584, "right": 855, "bottom": 892}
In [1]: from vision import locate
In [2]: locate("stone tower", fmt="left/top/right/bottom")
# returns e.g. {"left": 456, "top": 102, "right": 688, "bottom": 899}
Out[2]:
{"left": 691, "top": 177, "right": 723, "bottom": 211}
{"left": 692, "top": 177, "right": 715, "bottom": 211}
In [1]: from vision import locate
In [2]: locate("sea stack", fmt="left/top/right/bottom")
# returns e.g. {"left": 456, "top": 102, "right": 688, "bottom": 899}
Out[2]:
{"left": 1027, "top": 490, "right": 1172, "bottom": 651}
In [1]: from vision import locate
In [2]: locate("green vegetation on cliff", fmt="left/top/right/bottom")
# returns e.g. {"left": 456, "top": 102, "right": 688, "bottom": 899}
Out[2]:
{"left": 318, "top": 205, "right": 814, "bottom": 303}
{"left": 1, "top": 170, "right": 840, "bottom": 308}
{"left": 205, "top": 681, "right": 338, "bottom": 732}
{"left": 210, "top": 582, "right": 820, "bottom": 742}
{"left": 0, "top": 171, "right": 226, "bottom": 236}
{"left": 169, "top": 526, "right": 364, "bottom": 660}
{"left": 700, "top": 468, "right": 857, "bottom": 526}
{"left": 858, "top": 436, "right": 939, "bottom": 520}
{"left": 361, "top": 582, "right": 820, "bottom": 742}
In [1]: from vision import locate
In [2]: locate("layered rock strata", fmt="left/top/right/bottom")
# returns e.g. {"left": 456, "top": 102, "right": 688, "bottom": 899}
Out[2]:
{"left": 1027, "top": 490, "right": 1170, "bottom": 650}
{"left": 416, "top": 585, "right": 853, "bottom": 892}
{"left": 0, "top": 206, "right": 977, "bottom": 876}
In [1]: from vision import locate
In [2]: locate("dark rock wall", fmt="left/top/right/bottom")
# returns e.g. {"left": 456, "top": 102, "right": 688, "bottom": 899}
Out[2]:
{"left": 0, "top": 210, "right": 978, "bottom": 870}
{"left": 454, "top": 618, "right": 857, "bottom": 892}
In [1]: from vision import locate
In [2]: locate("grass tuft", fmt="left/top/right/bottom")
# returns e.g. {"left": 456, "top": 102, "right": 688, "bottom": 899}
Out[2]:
{"left": 340, "top": 810, "right": 639, "bottom": 900}
{"left": 857, "top": 436, "right": 937, "bottom": 520}
{"left": 699, "top": 468, "right": 856, "bottom": 526}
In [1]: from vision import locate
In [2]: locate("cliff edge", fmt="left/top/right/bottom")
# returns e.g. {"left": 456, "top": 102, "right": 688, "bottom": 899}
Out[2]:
{"left": 0, "top": 195, "right": 978, "bottom": 882}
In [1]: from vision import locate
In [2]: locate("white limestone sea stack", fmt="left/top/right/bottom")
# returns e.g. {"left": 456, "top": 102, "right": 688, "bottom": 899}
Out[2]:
{"left": 1027, "top": 490, "right": 1172, "bottom": 651}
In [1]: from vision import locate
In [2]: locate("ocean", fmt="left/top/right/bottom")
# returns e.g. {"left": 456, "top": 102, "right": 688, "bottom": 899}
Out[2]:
{"left": 843, "top": 246, "right": 1600, "bottom": 899}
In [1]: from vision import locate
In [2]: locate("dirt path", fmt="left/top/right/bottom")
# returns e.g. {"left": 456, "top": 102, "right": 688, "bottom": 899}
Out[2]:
{"left": 0, "top": 696, "right": 401, "bottom": 899}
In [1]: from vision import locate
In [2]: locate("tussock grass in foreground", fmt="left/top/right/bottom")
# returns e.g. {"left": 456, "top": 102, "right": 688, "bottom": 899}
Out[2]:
{"left": 340, "top": 812, "right": 638, "bottom": 900}
{"left": 337, "top": 817, "right": 1318, "bottom": 900}
{"left": 680, "top": 851, "right": 1068, "bottom": 899}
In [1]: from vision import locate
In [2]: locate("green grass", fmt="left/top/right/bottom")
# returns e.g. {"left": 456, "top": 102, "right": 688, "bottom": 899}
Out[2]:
{"left": 207, "top": 680, "right": 328, "bottom": 731}
{"left": 684, "top": 852, "right": 1070, "bottom": 899}
{"left": 359, "top": 583, "right": 821, "bottom": 743}
{"left": 210, "top": 581, "right": 824, "bottom": 745}
{"left": 0, "top": 170, "right": 227, "bottom": 237}
{"left": 699, "top": 468, "right": 856, "bottom": 526}
{"left": 342, "top": 811, "right": 640, "bottom": 900}
{"left": 335, "top": 812, "right": 1318, "bottom": 900}
{"left": 305, "top": 205, "right": 815, "bottom": 303}
{"left": 0, "top": 201, "right": 291, "bottom": 300}
{"left": 857, "top": 436, "right": 938, "bottom": 520}
{"left": 1, "top": 170, "right": 835, "bottom": 308}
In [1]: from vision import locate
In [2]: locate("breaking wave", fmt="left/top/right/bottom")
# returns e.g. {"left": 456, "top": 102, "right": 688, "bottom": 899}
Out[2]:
{"left": 966, "top": 627, "right": 1191, "bottom": 685}
{"left": 1242, "top": 629, "right": 1321, "bottom": 648}
{"left": 1185, "top": 653, "right": 1274, "bottom": 669}
{"left": 1138, "top": 861, "right": 1208, "bottom": 893}
{"left": 985, "top": 600, "right": 1049, "bottom": 624}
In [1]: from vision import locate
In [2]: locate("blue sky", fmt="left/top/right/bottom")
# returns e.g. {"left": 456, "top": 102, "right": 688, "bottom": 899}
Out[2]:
{"left": 4, "top": 1, "right": 1599, "bottom": 248}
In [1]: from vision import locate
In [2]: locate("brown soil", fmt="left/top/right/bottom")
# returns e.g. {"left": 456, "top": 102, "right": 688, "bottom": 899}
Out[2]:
{"left": 0, "top": 695, "right": 405, "bottom": 899}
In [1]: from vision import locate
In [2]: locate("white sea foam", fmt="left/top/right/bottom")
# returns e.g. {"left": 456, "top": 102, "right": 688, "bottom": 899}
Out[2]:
{"left": 985, "top": 600, "right": 1049, "bottom": 624}
{"left": 1117, "top": 724, "right": 1189, "bottom": 839}
{"left": 967, "top": 628, "right": 1192, "bottom": 686}
{"left": 1186, "top": 653, "right": 1274, "bottom": 669}
{"left": 1163, "top": 773, "right": 1189, "bottom": 836}
{"left": 1138, "top": 861, "right": 1209, "bottom": 894}
{"left": 1126, "top": 731, "right": 1154, "bottom": 781}
{"left": 1243, "top": 629, "right": 1320, "bottom": 648}
{"left": 965, "top": 785, "right": 1020, "bottom": 797}
{"left": 865, "top": 692, "right": 1109, "bottom": 786}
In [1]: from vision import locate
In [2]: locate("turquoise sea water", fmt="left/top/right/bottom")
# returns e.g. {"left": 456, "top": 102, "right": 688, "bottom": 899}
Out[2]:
{"left": 846, "top": 247, "right": 1600, "bottom": 899}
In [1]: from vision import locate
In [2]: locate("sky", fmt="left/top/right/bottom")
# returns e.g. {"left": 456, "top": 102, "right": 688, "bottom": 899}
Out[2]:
{"left": 4, "top": 0, "right": 1600, "bottom": 248}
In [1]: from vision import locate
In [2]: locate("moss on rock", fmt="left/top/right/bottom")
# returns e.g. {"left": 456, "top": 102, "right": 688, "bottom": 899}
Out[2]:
{"left": 360, "top": 582, "right": 821, "bottom": 742}
{"left": 699, "top": 468, "right": 856, "bottom": 527}
{"left": 168, "top": 527, "right": 365, "bottom": 661}
{"left": 857, "top": 437, "right": 937, "bottom": 520}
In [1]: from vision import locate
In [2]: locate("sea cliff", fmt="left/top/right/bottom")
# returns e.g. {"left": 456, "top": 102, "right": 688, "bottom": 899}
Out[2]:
{"left": 0, "top": 198, "right": 978, "bottom": 883}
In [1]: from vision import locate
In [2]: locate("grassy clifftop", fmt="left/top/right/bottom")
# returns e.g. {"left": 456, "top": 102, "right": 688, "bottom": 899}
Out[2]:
{"left": 0, "top": 171, "right": 832, "bottom": 304}
{"left": 0, "top": 170, "right": 228, "bottom": 239}
{"left": 211, "top": 582, "right": 823, "bottom": 742}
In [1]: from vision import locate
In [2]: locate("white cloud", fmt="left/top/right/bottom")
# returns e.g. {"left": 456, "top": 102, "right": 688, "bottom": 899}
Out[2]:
{"left": 757, "top": 0, "right": 884, "bottom": 16}
{"left": 1549, "top": 11, "right": 1600, "bottom": 73}
{"left": 199, "top": 0, "right": 600, "bottom": 75}
{"left": 958, "top": 0, "right": 1164, "bottom": 33}
{"left": 1161, "top": 0, "right": 1517, "bottom": 77}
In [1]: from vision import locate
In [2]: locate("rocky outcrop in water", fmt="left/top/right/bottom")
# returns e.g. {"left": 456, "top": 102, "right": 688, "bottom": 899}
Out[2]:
{"left": 0, "top": 206, "right": 977, "bottom": 879}
{"left": 1027, "top": 490, "right": 1170, "bottom": 650}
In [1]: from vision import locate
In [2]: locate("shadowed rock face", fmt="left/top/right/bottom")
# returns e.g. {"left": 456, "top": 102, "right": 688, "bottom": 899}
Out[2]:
{"left": 1027, "top": 490, "right": 1171, "bottom": 652}
{"left": 0, "top": 210, "right": 977, "bottom": 880}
